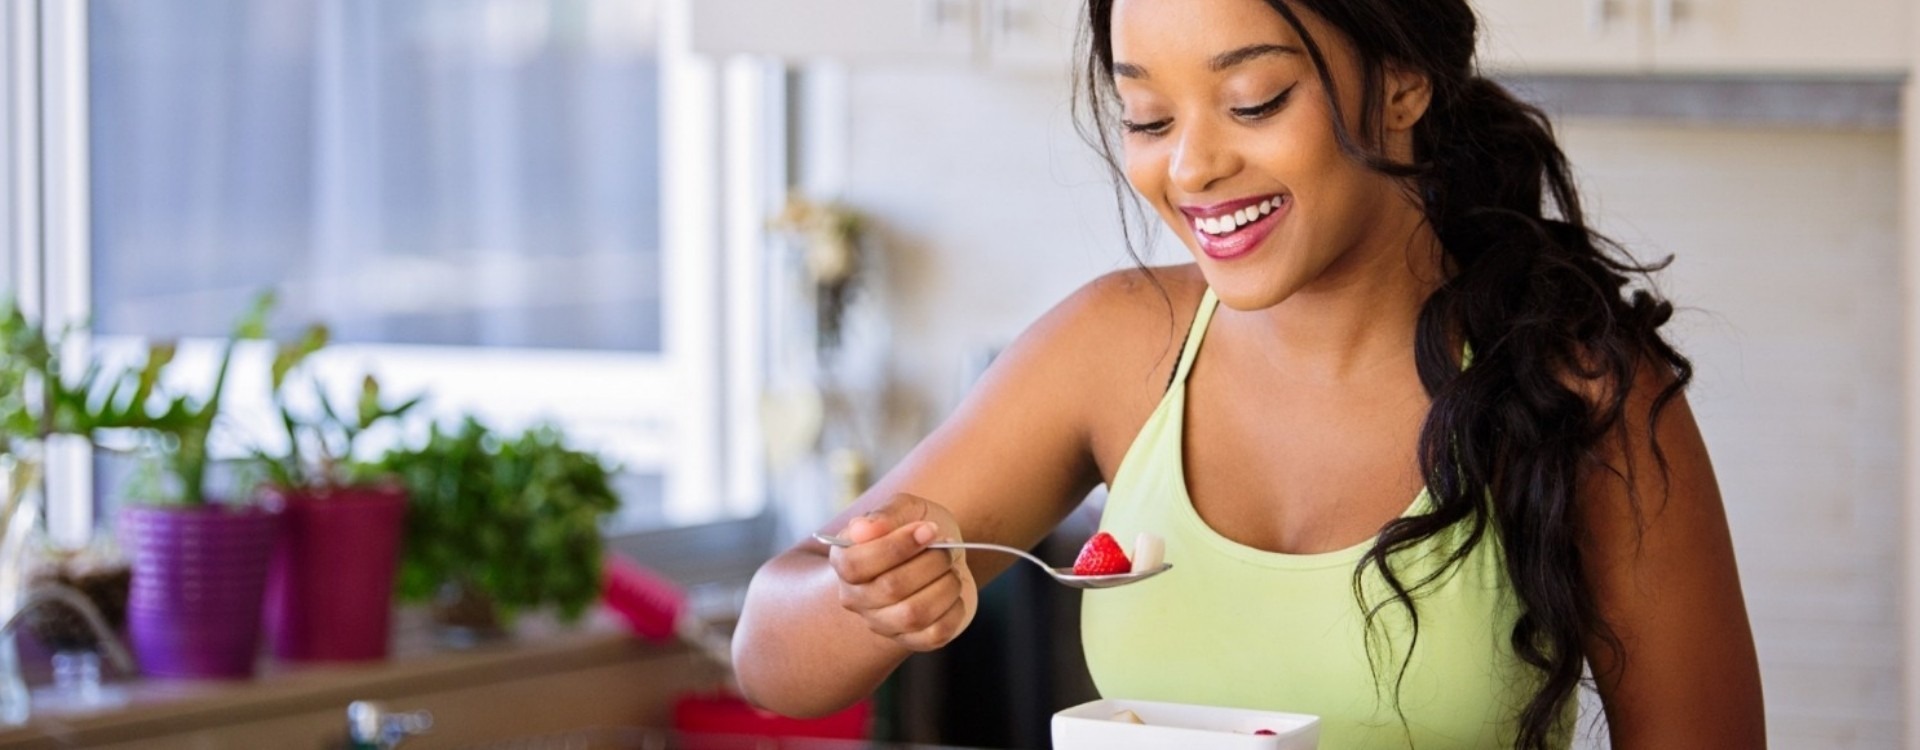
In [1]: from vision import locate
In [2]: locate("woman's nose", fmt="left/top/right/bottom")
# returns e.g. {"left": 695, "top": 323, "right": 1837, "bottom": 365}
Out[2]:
{"left": 1168, "top": 120, "right": 1242, "bottom": 195}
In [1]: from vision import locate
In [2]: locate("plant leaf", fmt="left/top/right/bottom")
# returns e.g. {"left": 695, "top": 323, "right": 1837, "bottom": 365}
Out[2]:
{"left": 233, "top": 290, "right": 277, "bottom": 340}
{"left": 357, "top": 375, "right": 382, "bottom": 430}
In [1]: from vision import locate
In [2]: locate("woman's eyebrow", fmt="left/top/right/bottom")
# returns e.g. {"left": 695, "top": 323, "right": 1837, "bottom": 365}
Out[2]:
{"left": 1210, "top": 43, "right": 1304, "bottom": 71}
{"left": 1112, "top": 43, "right": 1304, "bottom": 80}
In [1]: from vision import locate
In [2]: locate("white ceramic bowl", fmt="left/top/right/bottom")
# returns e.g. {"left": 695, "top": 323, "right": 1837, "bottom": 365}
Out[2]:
{"left": 1052, "top": 698, "right": 1321, "bottom": 750}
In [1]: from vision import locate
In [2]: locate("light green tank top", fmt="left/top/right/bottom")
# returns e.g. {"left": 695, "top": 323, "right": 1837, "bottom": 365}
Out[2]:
{"left": 1081, "top": 288, "right": 1566, "bottom": 749}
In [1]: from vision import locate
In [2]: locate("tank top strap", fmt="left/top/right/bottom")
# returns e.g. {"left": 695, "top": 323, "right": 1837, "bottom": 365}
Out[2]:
{"left": 1171, "top": 287, "right": 1220, "bottom": 386}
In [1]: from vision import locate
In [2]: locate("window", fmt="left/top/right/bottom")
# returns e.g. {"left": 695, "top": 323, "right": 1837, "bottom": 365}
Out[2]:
{"left": 90, "top": 0, "right": 665, "bottom": 351}
{"left": 4, "top": 0, "right": 775, "bottom": 543}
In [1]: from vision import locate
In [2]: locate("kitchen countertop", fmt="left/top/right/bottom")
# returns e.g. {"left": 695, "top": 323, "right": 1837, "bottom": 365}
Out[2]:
{"left": 462, "top": 730, "right": 982, "bottom": 750}
{"left": 0, "top": 608, "right": 713, "bottom": 749}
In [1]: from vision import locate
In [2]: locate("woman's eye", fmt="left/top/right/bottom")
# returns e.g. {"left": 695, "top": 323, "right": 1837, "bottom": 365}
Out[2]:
{"left": 1120, "top": 117, "right": 1172, "bottom": 137}
{"left": 1231, "top": 83, "right": 1298, "bottom": 120}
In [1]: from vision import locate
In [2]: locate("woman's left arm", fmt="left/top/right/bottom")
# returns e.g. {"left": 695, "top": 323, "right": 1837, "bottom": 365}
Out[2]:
{"left": 1580, "top": 372, "right": 1766, "bottom": 748}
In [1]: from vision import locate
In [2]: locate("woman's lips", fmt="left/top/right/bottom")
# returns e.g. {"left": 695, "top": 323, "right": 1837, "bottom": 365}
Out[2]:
{"left": 1188, "top": 194, "right": 1289, "bottom": 261}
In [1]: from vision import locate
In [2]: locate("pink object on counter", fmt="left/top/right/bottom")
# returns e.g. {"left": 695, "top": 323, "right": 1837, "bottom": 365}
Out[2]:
{"left": 600, "top": 552, "right": 686, "bottom": 642}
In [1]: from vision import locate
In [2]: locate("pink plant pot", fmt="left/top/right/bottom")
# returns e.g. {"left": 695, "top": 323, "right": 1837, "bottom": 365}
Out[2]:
{"left": 261, "top": 484, "right": 407, "bottom": 662}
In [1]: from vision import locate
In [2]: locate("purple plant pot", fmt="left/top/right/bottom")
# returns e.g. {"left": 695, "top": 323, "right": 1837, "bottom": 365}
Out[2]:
{"left": 119, "top": 504, "right": 281, "bottom": 680}
{"left": 262, "top": 484, "right": 407, "bottom": 662}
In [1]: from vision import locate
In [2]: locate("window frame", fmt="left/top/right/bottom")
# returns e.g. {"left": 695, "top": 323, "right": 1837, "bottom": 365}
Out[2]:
{"left": 4, "top": 0, "right": 773, "bottom": 543}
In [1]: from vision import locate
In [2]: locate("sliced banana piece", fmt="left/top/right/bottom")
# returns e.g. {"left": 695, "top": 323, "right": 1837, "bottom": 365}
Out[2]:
{"left": 1132, "top": 532, "right": 1165, "bottom": 573}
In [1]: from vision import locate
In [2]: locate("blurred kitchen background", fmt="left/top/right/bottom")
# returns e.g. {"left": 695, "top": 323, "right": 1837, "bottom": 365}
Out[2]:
{"left": 0, "top": 0, "right": 1910, "bottom": 748}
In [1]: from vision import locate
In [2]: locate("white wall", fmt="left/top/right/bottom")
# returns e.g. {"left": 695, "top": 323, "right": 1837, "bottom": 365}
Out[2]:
{"left": 841, "top": 69, "right": 1170, "bottom": 430}
{"left": 840, "top": 69, "right": 1903, "bottom": 748}
{"left": 1562, "top": 122, "right": 1903, "bottom": 748}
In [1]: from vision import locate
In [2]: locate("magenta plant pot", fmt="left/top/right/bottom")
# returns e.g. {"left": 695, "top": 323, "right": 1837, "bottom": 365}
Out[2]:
{"left": 119, "top": 504, "right": 282, "bottom": 680}
{"left": 262, "top": 484, "right": 407, "bottom": 662}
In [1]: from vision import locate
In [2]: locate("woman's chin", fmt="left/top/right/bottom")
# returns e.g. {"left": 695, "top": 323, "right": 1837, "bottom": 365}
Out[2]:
{"left": 1203, "top": 273, "right": 1305, "bottom": 313}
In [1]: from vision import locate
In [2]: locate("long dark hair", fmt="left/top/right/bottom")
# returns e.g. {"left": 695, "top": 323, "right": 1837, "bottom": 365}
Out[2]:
{"left": 1076, "top": 2, "right": 1691, "bottom": 747}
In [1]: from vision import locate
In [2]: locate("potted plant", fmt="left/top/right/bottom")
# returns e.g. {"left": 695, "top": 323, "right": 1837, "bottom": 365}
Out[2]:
{"left": 0, "top": 304, "right": 57, "bottom": 638}
{"left": 0, "top": 309, "right": 42, "bottom": 722}
{"left": 0, "top": 303, "right": 161, "bottom": 680}
{"left": 374, "top": 417, "right": 620, "bottom": 647}
{"left": 114, "top": 292, "right": 284, "bottom": 679}
{"left": 254, "top": 329, "right": 422, "bottom": 662}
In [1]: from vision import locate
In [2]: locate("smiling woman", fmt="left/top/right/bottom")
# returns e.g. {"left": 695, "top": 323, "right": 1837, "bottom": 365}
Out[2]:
{"left": 732, "top": 1, "right": 1765, "bottom": 748}
{"left": 1093, "top": 1, "right": 1445, "bottom": 316}
{"left": 1110, "top": 43, "right": 1305, "bottom": 265}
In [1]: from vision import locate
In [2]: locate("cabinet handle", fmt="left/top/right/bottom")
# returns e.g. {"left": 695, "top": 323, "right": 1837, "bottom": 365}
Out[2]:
{"left": 921, "top": 0, "right": 967, "bottom": 32}
{"left": 1654, "top": 0, "right": 1683, "bottom": 36}
{"left": 998, "top": 1, "right": 1024, "bottom": 37}
{"left": 1584, "top": 0, "right": 1613, "bottom": 35}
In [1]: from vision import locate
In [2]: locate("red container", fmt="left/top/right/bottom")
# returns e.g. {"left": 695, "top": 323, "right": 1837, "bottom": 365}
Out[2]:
{"left": 672, "top": 691, "right": 871, "bottom": 748}
{"left": 120, "top": 504, "right": 282, "bottom": 679}
{"left": 261, "top": 484, "right": 407, "bottom": 662}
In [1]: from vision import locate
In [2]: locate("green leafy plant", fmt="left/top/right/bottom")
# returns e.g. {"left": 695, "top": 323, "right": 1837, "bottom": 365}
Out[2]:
{"left": 122, "top": 291, "right": 279, "bottom": 506}
{"left": 0, "top": 305, "right": 48, "bottom": 450}
{"left": 127, "top": 291, "right": 270, "bottom": 506}
{"left": 0, "top": 303, "right": 191, "bottom": 451}
{"left": 251, "top": 323, "right": 422, "bottom": 491}
{"left": 376, "top": 417, "right": 620, "bottom": 623}
{"left": 0, "top": 302, "right": 181, "bottom": 645}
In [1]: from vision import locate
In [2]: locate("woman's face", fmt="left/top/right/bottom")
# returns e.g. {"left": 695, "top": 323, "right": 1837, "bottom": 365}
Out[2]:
{"left": 1110, "top": 0, "right": 1422, "bottom": 311}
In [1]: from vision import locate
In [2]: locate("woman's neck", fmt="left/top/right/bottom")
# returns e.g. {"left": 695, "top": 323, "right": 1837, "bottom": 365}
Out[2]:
{"left": 1226, "top": 212, "right": 1444, "bottom": 386}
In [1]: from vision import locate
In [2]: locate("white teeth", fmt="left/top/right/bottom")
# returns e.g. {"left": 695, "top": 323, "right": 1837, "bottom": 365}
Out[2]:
{"left": 1195, "top": 196, "right": 1286, "bottom": 237}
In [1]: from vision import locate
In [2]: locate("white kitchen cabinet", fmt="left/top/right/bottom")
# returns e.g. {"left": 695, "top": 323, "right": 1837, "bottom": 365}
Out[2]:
{"left": 691, "top": 0, "right": 977, "bottom": 65}
{"left": 690, "top": 0, "right": 1082, "bottom": 73}
{"left": 1648, "top": 0, "right": 1908, "bottom": 74}
{"left": 1474, "top": 0, "right": 1907, "bottom": 75}
{"left": 1476, "top": 0, "right": 1651, "bottom": 74}
{"left": 981, "top": 0, "right": 1083, "bottom": 73}
{"left": 695, "top": 0, "right": 1904, "bottom": 76}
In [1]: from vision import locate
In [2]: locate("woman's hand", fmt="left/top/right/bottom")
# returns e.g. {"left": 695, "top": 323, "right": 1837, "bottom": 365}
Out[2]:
{"left": 824, "top": 494, "right": 978, "bottom": 653}
{"left": 730, "top": 273, "right": 1138, "bottom": 717}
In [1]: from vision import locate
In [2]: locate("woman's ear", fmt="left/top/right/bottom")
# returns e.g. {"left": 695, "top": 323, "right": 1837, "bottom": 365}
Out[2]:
{"left": 1384, "top": 64, "right": 1433, "bottom": 132}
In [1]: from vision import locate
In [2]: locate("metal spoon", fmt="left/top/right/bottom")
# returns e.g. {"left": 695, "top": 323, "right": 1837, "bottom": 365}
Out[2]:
{"left": 811, "top": 532, "right": 1172, "bottom": 590}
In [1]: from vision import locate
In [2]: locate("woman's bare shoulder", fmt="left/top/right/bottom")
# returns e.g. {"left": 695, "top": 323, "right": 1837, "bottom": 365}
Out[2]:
{"left": 857, "top": 264, "right": 1207, "bottom": 543}
{"left": 1029, "top": 263, "right": 1204, "bottom": 385}
{"left": 1011, "top": 263, "right": 1206, "bottom": 468}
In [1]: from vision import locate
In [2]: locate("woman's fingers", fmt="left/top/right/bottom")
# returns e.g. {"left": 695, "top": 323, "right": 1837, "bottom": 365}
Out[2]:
{"left": 866, "top": 569, "right": 965, "bottom": 640}
{"left": 894, "top": 591, "right": 970, "bottom": 652}
{"left": 829, "top": 521, "right": 940, "bottom": 585}
{"left": 816, "top": 493, "right": 976, "bottom": 651}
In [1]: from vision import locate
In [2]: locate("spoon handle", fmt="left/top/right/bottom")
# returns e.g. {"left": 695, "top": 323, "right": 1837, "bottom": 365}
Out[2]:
{"left": 811, "top": 533, "right": 1059, "bottom": 574}
{"left": 930, "top": 540, "right": 1058, "bottom": 573}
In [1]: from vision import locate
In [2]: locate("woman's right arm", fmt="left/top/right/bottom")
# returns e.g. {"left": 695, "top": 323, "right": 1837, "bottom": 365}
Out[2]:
{"left": 729, "top": 270, "right": 1182, "bottom": 717}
